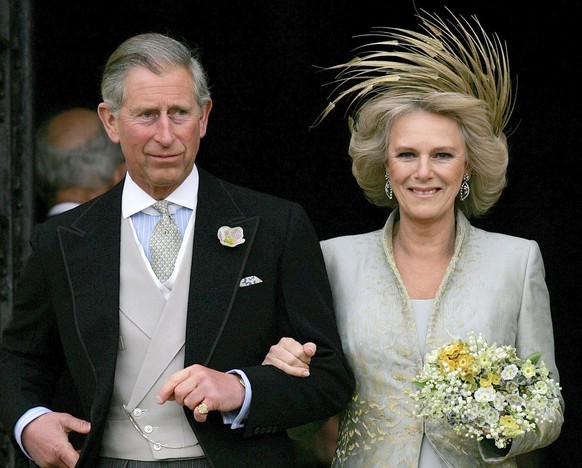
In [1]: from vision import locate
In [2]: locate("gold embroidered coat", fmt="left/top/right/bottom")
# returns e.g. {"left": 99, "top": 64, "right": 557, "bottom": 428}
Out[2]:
{"left": 322, "top": 210, "right": 563, "bottom": 468}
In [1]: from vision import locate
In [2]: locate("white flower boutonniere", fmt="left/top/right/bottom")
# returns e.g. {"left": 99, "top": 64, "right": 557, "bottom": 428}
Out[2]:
{"left": 217, "top": 226, "right": 246, "bottom": 247}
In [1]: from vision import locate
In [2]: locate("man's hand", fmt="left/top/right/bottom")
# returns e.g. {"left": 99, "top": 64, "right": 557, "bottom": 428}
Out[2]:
{"left": 22, "top": 412, "right": 90, "bottom": 468}
{"left": 262, "top": 337, "right": 316, "bottom": 377}
{"left": 157, "top": 365, "right": 245, "bottom": 423}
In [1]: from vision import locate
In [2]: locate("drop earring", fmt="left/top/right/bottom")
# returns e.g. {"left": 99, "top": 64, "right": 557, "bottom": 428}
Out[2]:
{"left": 384, "top": 172, "right": 393, "bottom": 200}
{"left": 460, "top": 173, "right": 470, "bottom": 201}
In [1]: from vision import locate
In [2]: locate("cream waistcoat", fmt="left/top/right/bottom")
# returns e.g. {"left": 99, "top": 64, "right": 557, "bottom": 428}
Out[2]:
{"left": 100, "top": 217, "right": 204, "bottom": 461}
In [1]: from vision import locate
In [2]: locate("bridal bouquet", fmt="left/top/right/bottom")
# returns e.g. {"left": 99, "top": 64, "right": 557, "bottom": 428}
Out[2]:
{"left": 408, "top": 332, "right": 561, "bottom": 448}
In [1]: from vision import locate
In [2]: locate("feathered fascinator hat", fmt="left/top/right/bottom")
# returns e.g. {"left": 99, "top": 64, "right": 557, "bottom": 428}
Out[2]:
{"left": 314, "top": 8, "right": 514, "bottom": 134}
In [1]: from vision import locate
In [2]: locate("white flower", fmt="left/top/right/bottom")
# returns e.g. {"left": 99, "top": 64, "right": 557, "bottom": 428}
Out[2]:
{"left": 533, "top": 381, "right": 549, "bottom": 395}
{"left": 505, "top": 381, "right": 519, "bottom": 394}
{"left": 475, "top": 387, "right": 496, "bottom": 402}
{"left": 484, "top": 408, "right": 500, "bottom": 424}
{"left": 217, "top": 226, "right": 246, "bottom": 247}
{"left": 501, "top": 364, "right": 520, "bottom": 380}
{"left": 493, "top": 393, "right": 506, "bottom": 411}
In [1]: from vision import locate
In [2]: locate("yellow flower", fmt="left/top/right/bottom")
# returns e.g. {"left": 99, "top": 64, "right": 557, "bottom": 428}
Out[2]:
{"left": 439, "top": 357, "right": 457, "bottom": 373}
{"left": 499, "top": 415, "right": 521, "bottom": 438}
{"left": 457, "top": 354, "right": 474, "bottom": 372}
{"left": 480, "top": 371, "right": 493, "bottom": 388}
{"left": 521, "top": 361, "right": 536, "bottom": 379}
{"left": 440, "top": 341, "right": 465, "bottom": 359}
{"left": 479, "top": 355, "right": 492, "bottom": 369}
{"left": 438, "top": 340, "right": 467, "bottom": 373}
{"left": 469, "top": 360, "right": 481, "bottom": 375}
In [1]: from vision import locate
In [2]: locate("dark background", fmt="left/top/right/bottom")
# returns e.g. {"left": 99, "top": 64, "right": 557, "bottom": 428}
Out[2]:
{"left": 31, "top": 0, "right": 581, "bottom": 465}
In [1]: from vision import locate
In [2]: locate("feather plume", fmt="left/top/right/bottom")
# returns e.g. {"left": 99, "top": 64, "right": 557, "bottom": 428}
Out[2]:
{"left": 313, "top": 8, "right": 514, "bottom": 134}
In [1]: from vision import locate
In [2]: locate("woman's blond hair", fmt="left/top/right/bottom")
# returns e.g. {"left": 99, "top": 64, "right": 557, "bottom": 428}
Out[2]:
{"left": 316, "top": 9, "right": 514, "bottom": 218}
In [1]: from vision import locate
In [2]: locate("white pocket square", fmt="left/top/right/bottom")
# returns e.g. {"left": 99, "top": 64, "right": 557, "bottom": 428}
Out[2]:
{"left": 239, "top": 276, "right": 263, "bottom": 287}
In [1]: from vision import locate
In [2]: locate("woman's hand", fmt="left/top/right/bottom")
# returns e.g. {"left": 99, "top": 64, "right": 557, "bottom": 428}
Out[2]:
{"left": 262, "top": 337, "right": 316, "bottom": 377}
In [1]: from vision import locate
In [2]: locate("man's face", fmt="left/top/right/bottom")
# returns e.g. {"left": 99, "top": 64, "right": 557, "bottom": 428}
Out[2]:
{"left": 99, "top": 65, "right": 212, "bottom": 199}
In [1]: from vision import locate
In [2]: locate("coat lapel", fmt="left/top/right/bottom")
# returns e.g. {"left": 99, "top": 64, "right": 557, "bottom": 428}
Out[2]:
{"left": 185, "top": 169, "right": 259, "bottom": 366}
{"left": 57, "top": 184, "right": 123, "bottom": 386}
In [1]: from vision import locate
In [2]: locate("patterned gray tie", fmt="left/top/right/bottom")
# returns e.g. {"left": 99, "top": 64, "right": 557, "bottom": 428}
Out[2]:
{"left": 150, "top": 200, "right": 182, "bottom": 282}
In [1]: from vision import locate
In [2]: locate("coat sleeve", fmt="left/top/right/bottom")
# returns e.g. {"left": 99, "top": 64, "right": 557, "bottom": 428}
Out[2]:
{"left": 240, "top": 203, "right": 354, "bottom": 435}
{"left": 0, "top": 224, "right": 65, "bottom": 436}
{"left": 481, "top": 240, "right": 564, "bottom": 462}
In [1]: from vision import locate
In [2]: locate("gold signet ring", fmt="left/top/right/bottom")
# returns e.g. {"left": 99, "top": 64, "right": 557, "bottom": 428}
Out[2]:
{"left": 197, "top": 402, "right": 209, "bottom": 415}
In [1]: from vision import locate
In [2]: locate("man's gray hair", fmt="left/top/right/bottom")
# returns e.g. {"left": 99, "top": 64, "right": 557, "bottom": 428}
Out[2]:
{"left": 101, "top": 33, "right": 211, "bottom": 116}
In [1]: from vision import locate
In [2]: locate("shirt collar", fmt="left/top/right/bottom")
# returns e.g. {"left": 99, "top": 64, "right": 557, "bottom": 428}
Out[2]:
{"left": 122, "top": 165, "right": 199, "bottom": 219}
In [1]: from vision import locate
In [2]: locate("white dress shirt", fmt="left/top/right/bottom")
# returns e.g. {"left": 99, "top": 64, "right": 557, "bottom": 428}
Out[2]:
{"left": 122, "top": 168, "right": 197, "bottom": 300}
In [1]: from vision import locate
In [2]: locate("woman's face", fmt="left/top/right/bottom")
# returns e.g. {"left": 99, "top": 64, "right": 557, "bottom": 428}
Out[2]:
{"left": 385, "top": 110, "right": 467, "bottom": 226}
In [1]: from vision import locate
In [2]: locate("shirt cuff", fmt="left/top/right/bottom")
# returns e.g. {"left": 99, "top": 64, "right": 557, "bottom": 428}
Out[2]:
{"left": 223, "top": 370, "right": 251, "bottom": 429}
{"left": 15, "top": 406, "right": 52, "bottom": 459}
